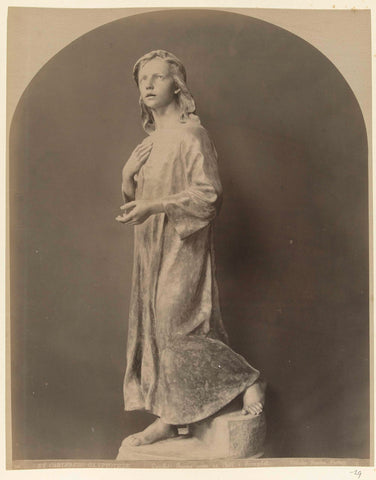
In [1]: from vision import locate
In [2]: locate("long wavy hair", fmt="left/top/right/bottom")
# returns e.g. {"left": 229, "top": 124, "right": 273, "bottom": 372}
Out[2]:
{"left": 133, "top": 50, "right": 200, "bottom": 134}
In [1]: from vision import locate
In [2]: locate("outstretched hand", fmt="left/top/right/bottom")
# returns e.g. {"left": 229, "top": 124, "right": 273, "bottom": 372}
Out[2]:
{"left": 115, "top": 200, "right": 163, "bottom": 225}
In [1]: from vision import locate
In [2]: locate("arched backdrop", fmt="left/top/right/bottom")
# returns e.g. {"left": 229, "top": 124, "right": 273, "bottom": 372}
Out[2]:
{"left": 10, "top": 9, "right": 369, "bottom": 460}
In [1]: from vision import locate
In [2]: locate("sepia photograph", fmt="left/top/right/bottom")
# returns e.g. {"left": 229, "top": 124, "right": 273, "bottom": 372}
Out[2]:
{"left": 5, "top": 2, "right": 373, "bottom": 473}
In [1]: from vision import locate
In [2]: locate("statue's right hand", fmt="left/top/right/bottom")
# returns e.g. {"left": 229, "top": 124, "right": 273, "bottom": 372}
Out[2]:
{"left": 122, "top": 141, "right": 153, "bottom": 180}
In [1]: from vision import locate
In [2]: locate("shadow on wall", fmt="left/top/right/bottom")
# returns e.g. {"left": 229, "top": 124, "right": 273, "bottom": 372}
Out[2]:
{"left": 10, "top": 9, "right": 369, "bottom": 460}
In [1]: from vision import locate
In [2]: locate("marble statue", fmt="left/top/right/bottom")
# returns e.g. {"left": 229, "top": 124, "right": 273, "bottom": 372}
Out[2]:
{"left": 115, "top": 50, "right": 266, "bottom": 455}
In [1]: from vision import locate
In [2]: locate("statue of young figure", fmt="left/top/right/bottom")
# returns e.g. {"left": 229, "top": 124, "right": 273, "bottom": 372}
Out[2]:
{"left": 116, "top": 50, "right": 266, "bottom": 447}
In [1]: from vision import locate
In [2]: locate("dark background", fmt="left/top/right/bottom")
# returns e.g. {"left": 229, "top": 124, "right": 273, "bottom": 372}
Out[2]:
{"left": 10, "top": 9, "right": 369, "bottom": 460}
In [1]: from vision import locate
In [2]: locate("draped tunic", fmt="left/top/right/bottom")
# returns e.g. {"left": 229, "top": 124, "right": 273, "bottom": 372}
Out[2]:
{"left": 123, "top": 121, "right": 259, "bottom": 425}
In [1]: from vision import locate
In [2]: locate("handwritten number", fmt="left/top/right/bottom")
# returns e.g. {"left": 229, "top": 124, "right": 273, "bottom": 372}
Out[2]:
{"left": 350, "top": 470, "right": 362, "bottom": 479}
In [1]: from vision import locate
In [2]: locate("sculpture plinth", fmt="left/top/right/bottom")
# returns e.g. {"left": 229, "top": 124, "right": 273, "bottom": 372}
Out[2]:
{"left": 116, "top": 410, "right": 266, "bottom": 461}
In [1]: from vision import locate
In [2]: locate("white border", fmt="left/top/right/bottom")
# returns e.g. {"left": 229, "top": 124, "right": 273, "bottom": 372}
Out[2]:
{"left": 1, "top": 1, "right": 375, "bottom": 480}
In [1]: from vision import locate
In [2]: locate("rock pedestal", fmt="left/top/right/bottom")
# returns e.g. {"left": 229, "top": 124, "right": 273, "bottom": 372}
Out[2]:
{"left": 116, "top": 410, "right": 266, "bottom": 461}
{"left": 191, "top": 410, "right": 266, "bottom": 458}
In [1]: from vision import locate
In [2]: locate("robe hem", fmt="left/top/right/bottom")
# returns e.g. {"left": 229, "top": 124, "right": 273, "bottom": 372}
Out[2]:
{"left": 123, "top": 372, "right": 259, "bottom": 425}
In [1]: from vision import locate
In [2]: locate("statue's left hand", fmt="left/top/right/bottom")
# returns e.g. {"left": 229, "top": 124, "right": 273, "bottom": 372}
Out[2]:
{"left": 115, "top": 200, "right": 163, "bottom": 225}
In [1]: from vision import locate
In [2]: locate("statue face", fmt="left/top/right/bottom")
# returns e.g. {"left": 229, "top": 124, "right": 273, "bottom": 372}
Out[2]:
{"left": 138, "top": 58, "right": 176, "bottom": 110}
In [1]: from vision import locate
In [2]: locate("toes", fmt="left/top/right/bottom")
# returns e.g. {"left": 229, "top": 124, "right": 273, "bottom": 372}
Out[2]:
{"left": 243, "top": 401, "right": 264, "bottom": 416}
{"left": 122, "top": 435, "right": 134, "bottom": 446}
{"left": 253, "top": 402, "right": 264, "bottom": 416}
{"left": 123, "top": 434, "right": 142, "bottom": 447}
{"left": 130, "top": 437, "right": 142, "bottom": 446}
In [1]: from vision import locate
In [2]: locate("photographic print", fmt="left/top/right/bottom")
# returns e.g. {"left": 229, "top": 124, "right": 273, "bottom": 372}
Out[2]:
{"left": 6, "top": 4, "right": 372, "bottom": 471}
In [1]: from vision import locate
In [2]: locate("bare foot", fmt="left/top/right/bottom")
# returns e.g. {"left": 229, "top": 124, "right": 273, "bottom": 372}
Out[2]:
{"left": 123, "top": 418, "right": 178, "bottom": 447}
{"left": 242, "top": 378, "right": 266, "bottom": 416}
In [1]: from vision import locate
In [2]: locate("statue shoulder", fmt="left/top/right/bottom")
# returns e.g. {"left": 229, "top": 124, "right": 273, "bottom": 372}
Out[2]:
{"left": 181, "top": 123, "right": 212, "bottom": 146}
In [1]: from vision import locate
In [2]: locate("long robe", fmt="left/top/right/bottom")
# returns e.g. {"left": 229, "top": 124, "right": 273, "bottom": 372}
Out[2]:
{"left": 123, "top": 120, "right": 259, "bottom": 425}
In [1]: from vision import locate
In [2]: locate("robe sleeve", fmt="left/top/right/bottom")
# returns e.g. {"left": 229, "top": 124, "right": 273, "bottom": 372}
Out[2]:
{"left": 162, "top": 127, "right": 223, "bottom": 240}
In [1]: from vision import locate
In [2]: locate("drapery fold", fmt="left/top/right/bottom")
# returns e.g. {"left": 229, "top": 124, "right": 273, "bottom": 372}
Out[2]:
{"left": 123, "top": 121, "right": 258, "bottom": 424}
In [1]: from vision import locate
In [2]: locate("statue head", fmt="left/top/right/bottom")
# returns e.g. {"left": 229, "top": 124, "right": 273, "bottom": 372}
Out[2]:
{"left": 133, "top": 50, "right": 199, "bottom": 133}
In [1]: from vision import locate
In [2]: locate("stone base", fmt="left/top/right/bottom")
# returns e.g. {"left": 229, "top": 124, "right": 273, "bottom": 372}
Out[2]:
{"left": 117, "top": 410, "right": 266, "bottom": 461}
{"left": 191, "top": 409, "right": 266, "bottom": 458}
